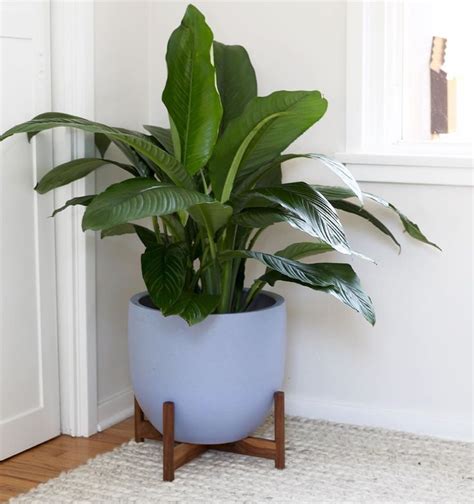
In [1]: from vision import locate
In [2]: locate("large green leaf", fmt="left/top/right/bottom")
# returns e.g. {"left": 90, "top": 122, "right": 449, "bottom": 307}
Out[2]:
{"left": 362, "top": 193, "right": 441, "bottom": 250}
{"left": 332, "top": 200, "right": 401, "bottom": 250}
{"left": 209, "top": 90, "right": 328, "bottom": 200}
{"left": 289, "top": 155, "right": 362, "bottom": 200}
{"left": 107, "top": 126, "right": 158, "bottom": 178}
{"left": 239, "top": 183, "right": 351, "bottom": 254}
{"left": 100, "top": 223, "right": 136, "bottom": 238}
{"left": 20, "top": 112, "right": 79, "bottom": 141}
{"left": 163, "top": 292, "right": 220, "bottom": 325}
{"left": 100, "top": 223, "right": 157, "bottom": 248}
{"left": 225, "top": 250, "right": 375, "bottom": 325}
{"left": 115, "top": 135, "right": 194, "bottom": 188}
{"left": 274, "top": 241, "right": 334, "bottom": 260}
{"left": 35, "top": 158, "right": 137, "bottom": 194}
{"left": 52, "top": 195, "right": 96, "bottom": 217}
{"left": 262, "top": 268, "right": 375, "bottom": 325}
{"left": 82, "top": 178, "right": 210, "bottom": 231}
{"left": 0, "top": 113, "right": 194, "bottom": 189}
{"left": 213, "top": 41, "right": 257, "bottom": 132}
{"left": 311, "top": 185, "right": 355, "bottom": 201}
{"left": 218, "top": 111, "right": 286, "bottom": 202}
{"left": 232, "top": 207, "right": 288, "bottom": 228}
{"left": 25, "top": 115, "right": 150, "bottom": 177}
{"left": 312, "top": 185, "right": 440, "bottom": 250}
{"left": 188, "top": 201, "right": 233, "bottom": 235}
{"left": 162, "top": 4, "right": 222, "bottom": 174}
{"left": 396, "top": 212, "right": 440, "bottom": 250}
{"left": 114, "top": 141, "right": 151, "bottom": 178}
{"left": 237, "top": 153, "right": 362, "bottom": 201}
{"left": 143, "top": 125, "right": 174, "bottom": 154}
{"left": 255, "top": 163, "right": 282, "bottom": 188}
{"left": 141, "top": 243, "right": 187, "bottom": 310}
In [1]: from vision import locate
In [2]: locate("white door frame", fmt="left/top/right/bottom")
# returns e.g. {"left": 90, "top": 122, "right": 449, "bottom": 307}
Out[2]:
{"left": 50, "top": 0, "right": 98, "bottom": 437}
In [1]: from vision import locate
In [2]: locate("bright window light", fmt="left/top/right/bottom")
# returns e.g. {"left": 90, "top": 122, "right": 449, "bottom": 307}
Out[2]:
{"left": 402, "top": 0, "right": 473, "bottom": 144}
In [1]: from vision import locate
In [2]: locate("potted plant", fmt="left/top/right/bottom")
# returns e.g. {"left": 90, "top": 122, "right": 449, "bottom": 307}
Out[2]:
{"left": 0, "top": 4, "right": 438, "bottom": 445}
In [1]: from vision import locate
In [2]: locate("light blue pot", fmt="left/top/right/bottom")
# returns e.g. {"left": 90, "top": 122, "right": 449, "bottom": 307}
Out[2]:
{"left": 128, "top": 291, "right": 286, "bottom": 444}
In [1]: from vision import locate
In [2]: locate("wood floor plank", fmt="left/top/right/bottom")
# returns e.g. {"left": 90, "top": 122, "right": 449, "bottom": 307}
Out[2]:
{"left": 0, "top": 418, "right": 134, "bottom": 502}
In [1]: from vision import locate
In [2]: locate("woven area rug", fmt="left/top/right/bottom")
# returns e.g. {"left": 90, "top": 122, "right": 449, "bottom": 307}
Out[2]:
{"left": 12, "top": 416, "right": 473, "bottom": 503}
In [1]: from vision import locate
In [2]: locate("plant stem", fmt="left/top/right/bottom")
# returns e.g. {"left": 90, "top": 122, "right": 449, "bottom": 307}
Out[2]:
{"left": 162, "top": 220, "right": 169, "bottom": 245}
{"left": 200, "top": 228, "right": 220, "bottom": 294}
{"left": 217, "top": 225, "right": 237, "bottom": 313}
{"left": 152, "top": 216, "right": 163, "bottom": 244}
{"left": 218, "top": 261, "right": 233, "bottom": 313}
{"left": 200, "top": 170, "right": 209, "bottom": 194}
{"left": 199, "top": 245, "right": 209, "bottom": 293}
{"left": 242, "top": 279, "right": 265, "bottom": 311}
{"left": 206, "top": 229, "right": 217, "bottom": 261}
{"left": 190, "top": 260, "right": 214, "bottom": 290}
{"left": 247, "top": 228, "right": 265, "bottom": 250}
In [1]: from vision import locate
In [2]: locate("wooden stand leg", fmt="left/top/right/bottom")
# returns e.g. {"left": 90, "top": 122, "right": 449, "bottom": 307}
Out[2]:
{"left": 133, "top": 391, "right": 286, "bottom": 481}
{"left": 274, "top": 391, "right": 285, "bottom": 469}
{"left": 134, "top": 398, "right": 144, "bottom": 443}
{"left": 163, "top": 401, "right": 175, "bottom": 482}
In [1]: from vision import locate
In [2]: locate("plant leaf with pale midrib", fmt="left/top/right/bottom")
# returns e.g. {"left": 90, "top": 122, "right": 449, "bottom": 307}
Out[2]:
{"left": 232, "top": 207, "right": 288, "bottom": 228}
{"left": 27, "top": 115, "right": 151, "bottom": 178}
{"left": 141, "top": 243, "right": 187, "bottom": 310}
{"left": 312, "top": 185, "right": 440, "bottom": 250}
{"left": 35, "top": 158, "right": 137, "bottom": 194}
{"left": 332, "top": 200, "right": 400, "bottom": 250}
{"left": 162, "top": 5, "right": 222, "bottom": 174}
{"left": 0, "top": 113, "right": 194, "bottom": 189}
{"left": 82, "top": 178, "right": 210, "bottom": 231}
{"left": 209, "top": 90, "right": 328, "bottom": 200}
{"left": 223, "top": 250, "right": 375, "bottom": 325}
{"left": 101, "top": 223, "right": 157, "bottom": 248}
{"left": 213, "top": 41, "right": 257, "bottom": 132}
{"left": 236, "top": 153, "right": 362, "bottom": 201}
{"left": 52, "top": 195, "right": 96, "bottom": 217}
{"left": 143, "top": 125, "right": 174, "bottom": 154}
{"left": 274, "top": 241, "right": 334, "bottom": 260}
{"left": 238, "top": 182, "right": 351, "bottom": 254}
{"left": 163, "top": 292, "right": 220, "bottom": 325}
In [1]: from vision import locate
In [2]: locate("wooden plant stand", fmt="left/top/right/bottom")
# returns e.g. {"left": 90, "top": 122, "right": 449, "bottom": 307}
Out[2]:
{"left": 134, "top": 391, "right": 285, "bottom": 482}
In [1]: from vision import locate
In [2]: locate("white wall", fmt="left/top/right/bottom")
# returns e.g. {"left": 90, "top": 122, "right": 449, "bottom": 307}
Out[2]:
{"left": 94, "top": 0, "right": 150, "bottom": 429}
{"left": 93, "top": 0, "right": 473, "bottom": 439}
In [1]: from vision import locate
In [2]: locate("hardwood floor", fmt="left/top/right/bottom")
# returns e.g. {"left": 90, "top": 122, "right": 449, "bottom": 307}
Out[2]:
{"left": 0, "top": 418, "right": 134, "bottom": 502}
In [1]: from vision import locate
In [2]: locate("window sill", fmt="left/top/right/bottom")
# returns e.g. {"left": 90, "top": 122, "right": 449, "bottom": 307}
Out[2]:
{"left": 335, "top": 152, "right": 473, "bottom": 187}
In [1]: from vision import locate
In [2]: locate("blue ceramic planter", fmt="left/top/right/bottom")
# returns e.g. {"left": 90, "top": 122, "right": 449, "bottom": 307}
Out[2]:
{"left": 128, "top": 291, "right": 286, "bottom": 444}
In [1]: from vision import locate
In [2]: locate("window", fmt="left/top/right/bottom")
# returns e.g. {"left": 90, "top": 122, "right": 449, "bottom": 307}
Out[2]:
{"left": 402, "top": 1, "right": 472, "bottom": 145}
{"left": 341, "top": 0, "right": 472, "bottom": 168}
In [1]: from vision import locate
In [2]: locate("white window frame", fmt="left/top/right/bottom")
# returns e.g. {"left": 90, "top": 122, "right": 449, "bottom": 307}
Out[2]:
{"left": 337, "top": 0, "right": 472, "bottom": 187}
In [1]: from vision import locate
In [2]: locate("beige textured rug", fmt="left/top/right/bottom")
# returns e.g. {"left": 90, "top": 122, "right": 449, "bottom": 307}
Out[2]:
{"left": 12, "top": 416, "right": 473, "bottom": 503}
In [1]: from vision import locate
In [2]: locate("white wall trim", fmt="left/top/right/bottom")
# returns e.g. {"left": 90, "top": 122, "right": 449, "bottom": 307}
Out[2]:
{"left": 286, "top": 393, "right": 473, "bottom": 442}
{"left": 336, "top": 152, "right": 473, "bottom": 187}
{"left": 345, "top": 0, "right": 396, "bottom": 152}
{"left": 51, "top": 0, "right": 97, "bottom": 437}
{"left": 97, "top": 388, "right": 134, "bottom": 432}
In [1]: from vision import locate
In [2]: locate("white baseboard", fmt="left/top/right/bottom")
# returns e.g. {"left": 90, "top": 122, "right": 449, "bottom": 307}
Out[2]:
{"left": 97, "top": 388, "right": 134, "bottom": 432}
{"left": 95, "top": 388, "right": 472, "bottom": 442}
{"left": 285, "top": 393, "right": 473, "bottom": 442}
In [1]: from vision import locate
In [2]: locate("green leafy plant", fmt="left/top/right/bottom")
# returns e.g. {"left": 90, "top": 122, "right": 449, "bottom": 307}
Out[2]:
{"left": 0, "top": 4, "right": 438, "bottom": 326}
